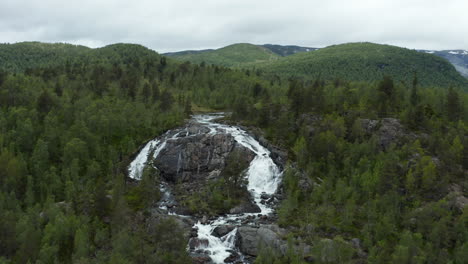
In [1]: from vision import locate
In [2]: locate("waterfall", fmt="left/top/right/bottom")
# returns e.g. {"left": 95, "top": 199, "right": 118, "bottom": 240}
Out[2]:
{"left": 128, "top": 113, "right": 282, "bottom": 263}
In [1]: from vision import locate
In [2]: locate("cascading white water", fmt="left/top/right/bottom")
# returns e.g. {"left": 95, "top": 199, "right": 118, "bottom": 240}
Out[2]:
{"left": 128, "top": 138, "right": 160, "bottom": 180}
{"left": 128, "top": 113, "right": 282, "bottom": 263}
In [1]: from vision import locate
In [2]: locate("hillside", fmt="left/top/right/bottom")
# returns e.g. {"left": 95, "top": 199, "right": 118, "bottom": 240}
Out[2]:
{"left": 0, "top": 41, "right": 466, "bottom": 264}
{"left": 164, "top": 43, "right": 281, "bottom": 67}
{"left": 0, "top": 42, "right": 168, "bottom": 74}
{"left": 261, "top": 44, "right": 318, "bottom": 56}
{"left": 420, "top": 50, "right": 468, "bottom": 78}
{"left": 0, "top": 42, "right": 91, "bottom": 72}
{"left": 164, "top": 48, "right": 214, "bottom": 57}
{"left": 257, "top": 42, "right": 468, "bottom": 88}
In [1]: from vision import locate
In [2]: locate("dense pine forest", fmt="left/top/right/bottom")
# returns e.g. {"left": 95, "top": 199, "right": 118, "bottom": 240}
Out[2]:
{"left": 0, "top": 42, "right": 467, "bottom": 263}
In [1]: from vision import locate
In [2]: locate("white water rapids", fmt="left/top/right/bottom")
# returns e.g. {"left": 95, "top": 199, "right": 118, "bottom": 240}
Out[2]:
{"left": 128, "top": 113, "right": 282, "bottom": 263}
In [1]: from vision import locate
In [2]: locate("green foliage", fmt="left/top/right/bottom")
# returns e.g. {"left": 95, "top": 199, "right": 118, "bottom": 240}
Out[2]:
{"left": 235, "top": 74, "right": 467, "bottom": 262}
{"left": 167, "top": 43, "right": 281, "bottom": 67}
{"left": 259, "top": 42, "right": 467, "bottom": 89}
{"left": 126, "top": 167, "right": 161, "bottom": 211}
{"left": 0, "top": 42, "right": 90, "bottom": 72}
{"left": 0, "top": 41, "right": 467, "bottom": 263}
{"left": 180, "top": 150, "right": 249, "bottom": 215}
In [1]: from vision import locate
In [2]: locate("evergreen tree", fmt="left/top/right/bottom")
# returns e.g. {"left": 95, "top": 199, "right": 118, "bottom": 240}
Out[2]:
{"left": 447, "top": 87, "right": 462, "bottom": 121}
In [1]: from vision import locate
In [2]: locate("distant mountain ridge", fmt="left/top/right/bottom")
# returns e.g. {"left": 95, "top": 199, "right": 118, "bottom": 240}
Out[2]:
{"left": 166, "top": 42, "right": 467, "bottom": 88}
{"left": 166, "top": 44, "right": 468, "bottom": 80}
{"left": 255, "top": 42, "right": 467, "bottom": 88}
{"left": 2, "top": 41, "right": 466, "bottom": 89}
{"left": 418, "top": 49, "right": 468, "bottom": 78}
{"left": 260, "top": 44, "right": 318, "bottom": 56}
{"left": 163, "top": 44, "right": 318, "bottom": 58}
{"left": 163, "top": 43, "right": 281, "bottom": 67}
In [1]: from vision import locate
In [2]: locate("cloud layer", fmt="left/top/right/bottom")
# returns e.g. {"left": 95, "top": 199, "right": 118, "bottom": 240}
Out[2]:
{"left": 1, "top": 0, "right": 467, "bottom": 52}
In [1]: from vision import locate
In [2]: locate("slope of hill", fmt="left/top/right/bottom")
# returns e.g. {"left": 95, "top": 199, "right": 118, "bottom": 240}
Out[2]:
{"left": 164, "top": 43, "right": 281, "bottom": 67}
{"left": 0, "top": 42, "right": 168, "bottom": 74}
{"left": 420, "top": 50, "right": 468, "bottom": 78}
{"left": 0, "top": 42, "right": 91, "bottom": 72}
{"left": 257, "top": 42, "right": 468, "bottom": 88}
{"left": 261, "top": 44, "right": 318, "bottom": 56}
{"left": 164, "top": 49, "right": 214, "bottom": 57}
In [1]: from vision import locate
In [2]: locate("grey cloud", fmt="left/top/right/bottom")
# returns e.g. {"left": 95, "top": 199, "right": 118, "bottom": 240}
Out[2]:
{"left": 1, "top": 0, "right": 467, "bottom": 52}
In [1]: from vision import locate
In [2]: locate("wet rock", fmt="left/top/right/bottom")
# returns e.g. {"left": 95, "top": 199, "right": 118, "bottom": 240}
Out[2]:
{"left": 189, "top": 238, "right": 209, "bottom": 249}
{"left": 229, "top": 201, "right": 261, "bottom": 214}
{"left": 223, "top": 251, "right": 239, "bottom": 263}
{"left": 190, "top": 227, "right": 199, "bottom": 237}
{"left": 211, "top": 225, "right": 235, "bottom": 238}
{"left": 190, "top": 253, "right": 212, "bottom": 264}
{"left": 155, "top": 133, "right": 255, "bottom": 183}
{"left": 186, "top": 123, "right": 211, "bottom": 136}
{"left": 260, "top": 193, "right": 271, "bottom": 200}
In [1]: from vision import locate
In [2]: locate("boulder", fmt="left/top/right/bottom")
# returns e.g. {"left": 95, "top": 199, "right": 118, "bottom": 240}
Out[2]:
{"left": 229, "top": 201, "right": 261, "bottom": 214}
{"left": 236, "top": 227, "right": 259, "bottom": 256}
{"left": 189, "top": 253, "right": 212, "bottom": 264}
{"left": 189, "top": 238, "right": 209, "bottom": 249}
{"left": 211, "top": 225, "right": 235, "bottom": 238}
{"left": 223, "top": 251, "right": 240, "bottom": 263}
{"left": 236, "top": 225, "right": 287, "bottom": 256}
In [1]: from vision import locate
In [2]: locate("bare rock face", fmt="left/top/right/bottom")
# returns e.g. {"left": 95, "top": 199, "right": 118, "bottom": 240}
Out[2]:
{"left": 154, "top": 132, "right": 255, "bottom": 183}
{"left": 236, "top": 225, "right": 287, "bottom": 256}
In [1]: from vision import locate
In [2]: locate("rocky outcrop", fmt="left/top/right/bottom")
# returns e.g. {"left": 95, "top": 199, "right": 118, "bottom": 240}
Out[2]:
{"left": 155, "top": 133, "right": 255, "bottom": 183}
{"left": 447, "top": 184, "right": 468, "bottom": 212}
{"left": 146, "top": 209, "right": 195, "bottom": 239}
{"left": 188, "top": 238, "right": 209, "bottom": 249}
{"left": 236, "top": 225, "right": 287, "bottom": 256}
{"left": 236, "top": 225, "right": 314, "bottom": 261}
{"left": 235, "top": 125, "right": 288, "bottom": 170}
{"left": 360, "top": 118, "right": 416, "bottom": 150}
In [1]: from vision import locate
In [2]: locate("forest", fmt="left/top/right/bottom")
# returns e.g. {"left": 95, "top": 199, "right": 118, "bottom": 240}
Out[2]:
{"left": 0, "top": 42, "right": 467, "bottom": 263}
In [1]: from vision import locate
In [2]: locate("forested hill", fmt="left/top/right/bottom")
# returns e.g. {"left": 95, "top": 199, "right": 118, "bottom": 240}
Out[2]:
{"left": 0, "top": 42, "right": 91, "bottom": 72}
{"left": 0, "top": 41, "right": 467, "bottom": 263}
{"left": 258, "top": 42, "right": 468, "bottom": 88}
{"left": 164, "top": 43, "right": 281, "bottom": 67}
{"left": 167, "top": 42, "right": 468, "bottom": 89}
{"left": 261, "top": 44, "right": 318, "bottom": 56}
{"left": 0, "top": 42, "right": 281, "bottom": 263}
{"left": 0, "top": 42, "right": 167, "bottom": 73}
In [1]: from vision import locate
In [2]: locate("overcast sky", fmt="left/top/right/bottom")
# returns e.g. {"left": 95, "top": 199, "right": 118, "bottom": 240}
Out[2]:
{"left": 1, "top": 0, "right": 467, "bottom": 52}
